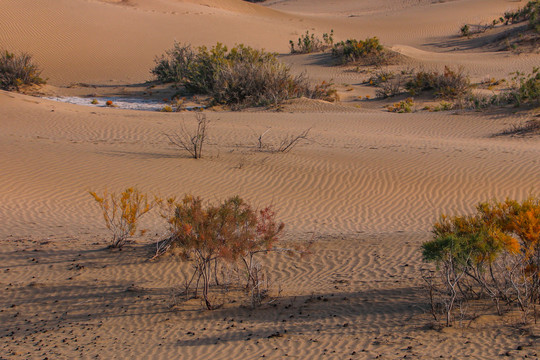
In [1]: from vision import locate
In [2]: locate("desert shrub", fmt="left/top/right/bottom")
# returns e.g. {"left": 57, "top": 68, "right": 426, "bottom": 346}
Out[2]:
{"left": 153, "top": 42, "right": 334, "bottom": 108}
{"left": 370, "top": 70, "right": 405, "bottom": 98}
{"left": 164, "top": 112, "right": 208, "bottom": 159}
{"left": 89, "top": 188, "right": 156, "bottom": 248}
{"left": 387, "top": 98, "right": 414, "bottom": 113}
{"left": 406, "top": 66, "right": 471, "bottom": 99}
{"left": 495, "top": 119, "right": 540, "bottom": 136}
{"left": 212, "top": 60, "right": 309, "bottom": 108}
{"left": 460, "top": 24, "right": 470, "bottom": 37}
{"left": 289, "top": 30, "right": 334, "bottom": 54}
{"left": 310, "top": 80, "right": 340, "bottom": 102}
{"left": 506, "top": 67, "right": 540, "bottom": 105}
{"left": 433, "top": 101, "right": 454, "bottom": 111}
{"left": 422, "top": 197, "right": 540, "bottom": 326}
{"left": 0, "top": 50, "right": 45, "bottom": 90}
{"left": 161, "top": 195, "right": 286, "bottom": 309}
{"left": 465, "top": 67, "right": 540, "bottom": 109}
{"left": 256, "top": 128, "right": 312, "bottom": 153}
{"left": 331, "top": 37, "right": 389, "bottom": 65}
{"left": 504, "top": 0, "right": 540, "bottom": 29}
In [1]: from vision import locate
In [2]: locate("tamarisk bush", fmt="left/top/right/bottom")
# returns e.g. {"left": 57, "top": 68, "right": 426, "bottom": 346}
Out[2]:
{"left": 422, "top": 196, "right": 540, "bottom": 326}
{"left": 159, "top": 195, "right": 307, "bottom": 309}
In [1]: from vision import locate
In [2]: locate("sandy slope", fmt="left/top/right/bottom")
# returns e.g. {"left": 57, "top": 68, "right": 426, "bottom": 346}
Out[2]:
{"left": 1, "top": 0, "right": 540, "bottom": 358}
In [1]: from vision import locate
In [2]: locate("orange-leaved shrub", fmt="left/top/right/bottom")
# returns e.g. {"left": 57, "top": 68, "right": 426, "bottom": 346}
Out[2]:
{"left": 422, "top": 196, "right": 540, "bottom": 326}
{"left": 89, "top": 188, "right": 156, "bottom": 248}
{"left": 162, "top": 195, "right": 286, "bottom": 309}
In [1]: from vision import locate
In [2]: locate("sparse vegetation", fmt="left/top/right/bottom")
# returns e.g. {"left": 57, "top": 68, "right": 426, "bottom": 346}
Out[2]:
{"left": 405, "top": 66, "right": 471, "bottom": 100}
{"left": 89, "top": 188, "right": 156, "bottom": 249}
{"left": 422, "top": 196, "right": 540, "bottom": 326}
{"left": 0, "top": 50, "right": 45, "bottom": 90}
{"left": 152, "top": 42, "right": 336, "bottom": 109}
{"left": 506, "top": 67, "right": 540, "bottom": 105}
{"left": 387, "top": 98, "right": 414, "bottom": 113}
{"left": 370, "top": 69, "right": 411, "bottom": 99}
{"left": 459, "top": 1, "right": 539, "bottom": 39}
{"left": 289, "top": 30, "right": 334, "bottom": 54}
{"left": 331, "top": 37, "right": 392, "bottom": 65}
{"left": 494, "top": 119, "right": 540, "bottom": 136}
{"left": 433, "top": 101, "right": 454, "bottom": 112}
{"left": 463, "top": 68, "right": 539, "bottom": 109}
{"left": 164, "top": 112, "right": 209, "bottom": 159}
{"left": 255, "top": 128, "right": 312, "bottom": 153}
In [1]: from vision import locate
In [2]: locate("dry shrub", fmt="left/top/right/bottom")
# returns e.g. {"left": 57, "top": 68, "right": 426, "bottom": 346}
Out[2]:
{"left": 0, "top": 50, "right": 45, "bottom": 90}
{"left": 255, "top": 128, "right": 311, "bottom": 153}
{"left": 495, "top": 119, "right": 540, "bottom": 136}
{"left": 406, "top": 66, "right": 471, "bottom": 100}
{"left": 164, "top": 112, "right": 208, "bottom": 159}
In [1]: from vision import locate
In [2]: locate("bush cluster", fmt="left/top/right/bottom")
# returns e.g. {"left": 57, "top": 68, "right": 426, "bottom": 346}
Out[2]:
{"left": 387, "top": 98, "right": 414, "bottom": 113}
{"left": 460, "top": 1, "right": 539, "bottom": 36}
{"left": 289, "top": 30, "right": 334, "bottom": 54}
{"left": 371, "top": 66, "right": 471, "bottom": 101}
{"left": 506, "top": 67, "right": 540, "bottom": 105}
{"left": 503, "top": 0, "right": 539, "bottom": 31}
{"left": 0, "top": 50, "right": 45, "bottom": 90}
{"left": 463, "top": 67, "right": 539, "bottom": 109}
{"left": 90, "top": 188, "right": 309, "bottom": 309}
{"left": 152, "top": 42, "right": 336, "bottom": 109}
{"left": 422, "top": 197, "right": 540, "bottom": 326}
{"left": 405, "top": 66, "right": 471, "bottom": 99}
{"left": 331, "top": 37, "right": 387, "bottom": 65}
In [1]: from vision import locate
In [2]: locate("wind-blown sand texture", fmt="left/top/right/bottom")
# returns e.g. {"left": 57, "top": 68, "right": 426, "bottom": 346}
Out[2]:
{"left": 1, "top": 0, "right": 540, "bottom": 358}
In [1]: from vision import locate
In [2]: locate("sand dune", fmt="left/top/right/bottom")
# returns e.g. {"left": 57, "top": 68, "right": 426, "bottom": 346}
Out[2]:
{"left": 1, "top": 0, "right": 539, "bottom": 358}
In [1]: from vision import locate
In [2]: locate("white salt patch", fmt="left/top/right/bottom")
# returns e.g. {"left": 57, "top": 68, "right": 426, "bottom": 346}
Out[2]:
{"left": 44, "top": 96, "right": 203, "bottom": 111}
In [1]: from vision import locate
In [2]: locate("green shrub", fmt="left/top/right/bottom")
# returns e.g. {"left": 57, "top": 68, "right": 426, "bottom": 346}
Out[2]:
{"left": 331, "top": 37, "right": 386, "bottom": 65}
{"left": 433, "top": 101, "right": 453, "bottom": 111}
{"left": 507, "top": 67, "right": 540, "bottom": 105}
{"left": 504, "top": 0, "right": 540, "bottom": 28}
{"left": 422, "top": 197, "right": 540, "bottom": 326}
{"left": 460, "top": 24, "right": 470, "bottom": 37}
{"left": 387, "top": 98, "right": 414, "bottom": 113}
{"left": 289, "top": 30, "right": 334, "bottom": 54}
{"left": 153, "top": 43, "right": 335, "bottom": 108}
{"left": 0, "top": 50, "right": 45, "bottom": 90}
{"left": 406, "top": 66, "right": 471, "bottom": 99}
{"left": 501, "top": 1, "right": 539, "bottom": 30}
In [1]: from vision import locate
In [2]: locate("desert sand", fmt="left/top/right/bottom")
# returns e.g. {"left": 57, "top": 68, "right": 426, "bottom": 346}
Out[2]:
{"left": 1, "top": 0, "right": 540, "bottom": 358}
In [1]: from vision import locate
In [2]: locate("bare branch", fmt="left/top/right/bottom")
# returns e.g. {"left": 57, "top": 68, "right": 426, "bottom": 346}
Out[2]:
{"left": 164, "top": 112, "right": 209, "bottom": 159}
